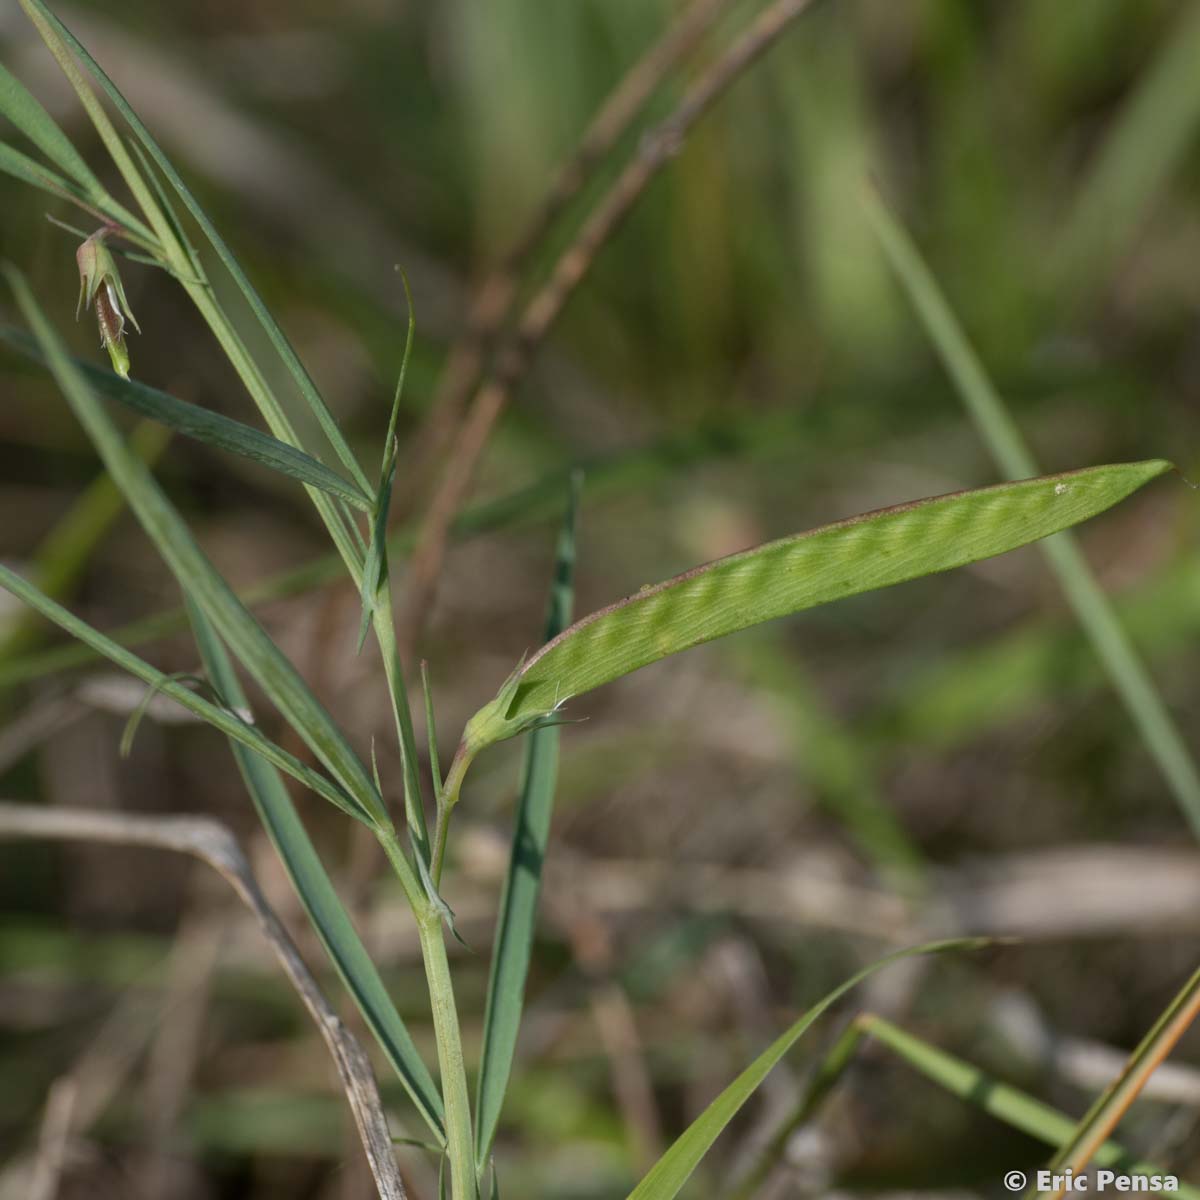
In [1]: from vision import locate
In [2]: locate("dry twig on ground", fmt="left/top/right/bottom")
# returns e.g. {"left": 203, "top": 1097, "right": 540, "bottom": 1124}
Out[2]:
{"left": 0, "top": 802, "right": 407, "bottom": 1200}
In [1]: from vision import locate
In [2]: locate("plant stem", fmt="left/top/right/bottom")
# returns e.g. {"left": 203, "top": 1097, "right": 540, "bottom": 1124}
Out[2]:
{"left": 431, "top": 743, "right": 475, "bottom": 885}
{"left": 378, "top": 827, "right": 475, "bottom": 1198}
{"left": 418, "top": 907, "right": 478, "bottom": 1200}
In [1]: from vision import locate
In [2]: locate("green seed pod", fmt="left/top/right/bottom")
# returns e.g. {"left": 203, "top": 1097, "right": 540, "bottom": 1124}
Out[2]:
{"left": 76, "top": 229, "right": 140, "bottom": 379}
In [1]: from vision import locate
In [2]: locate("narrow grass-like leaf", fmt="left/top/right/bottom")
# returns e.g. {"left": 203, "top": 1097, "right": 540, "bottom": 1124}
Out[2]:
{"left": 474, "top": 475, "right": 580, "bottom": 1170}
{"left": 1039, "top": 965, "right": 1200, "bottom": 1196}
{"left": 118, "top": 670, "right": 209, "bottom": 757}
{"left": 0, "top": 562, "right": 365, "bottom": 820}
{"left": 13, "top": 0, "right": 370, "bottom": 602}
{"left": 0, "top": 139, "right": 83, "bottom": 203}
{"left": 126, "top": 137, "right": 203, "bottom": 278}
{"left": 357, "top": 272, "right": 413, "bottom": 647}
{"left": 857, "top": 1016, "right": 1200, "bottom": 1197}
{"left": 732, "top": 1012, "right": 1197, "bottom": 1200}
{"left": 863, "top": 187, "right": 1200, "bottom": 839}
{"left": 16, "top": 0, "right": 371, "bottom": 496}
{"left": 459, "top": 461, "right": 1172, "bottom": 761}
{"left": 4, "top": 266, "right": 386, "bottom": 827}
{"left": 186, "top": 599, "right": 446, "bottom": 1143}
{"left": 624, "top": 937, "right": 990, "bottom": 1200}
{"left": 421, "top": 661, "right": 444, "bottom": 805}
{"left": 359, "top": 275, "right": 428, "bottom": 863}
{"left": 0, "top": 64, "right": 150, "bottom": 242}
{"left": 0, "top": 59, "right": 102, "bottom": 193}
{"left": 0, "top": 419, "right": 166, "bottom": 662}
{"left": 357, "top": 459, "right": 394, "bottom": 650}
{"left": 1, "top": 327, "right": 372, "bottom": 510}
{"left": 415, "top": 842, "right": 466, "bottom": 947}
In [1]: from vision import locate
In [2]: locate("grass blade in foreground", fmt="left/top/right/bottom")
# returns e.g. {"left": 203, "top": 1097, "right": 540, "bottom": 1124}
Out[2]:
{"left": 863, "top": 186, "right": 1200, "bottom": 839}
{"left": 2, "top": 329, "right": 372, "bottom": 510}
{"left": 1037, "top": 964, "right": 1200, "bottom": 1199}
{"left": 0, "top": 563, "right": 361, "bottom": 819}
{"left": 0, "top": 420, "right": 166, "bottom": 660}
{"left": 186, "top": 601, "right": 445, "bottom": 1143}
{"left": 456, "top": 460, "right": 1172, "bottom": 765}
{"left": 474, "top": 475, "right": 580, "bottom": 1170}
{"left": 624, "top": 937, "right": 991, "bottom": 1200}
{"left": 4, "top": 266, "right": 386, "bottom": 828}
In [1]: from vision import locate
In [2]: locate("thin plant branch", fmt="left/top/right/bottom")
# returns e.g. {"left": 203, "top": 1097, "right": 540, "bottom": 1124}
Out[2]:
{"left": 399, "top": 0, "right": 821, "bottom": 658}
{"left": 0, "top": 802, "right": 407, "bottom": 1200}
{"left": 397, "top": 0, "right": 736, "bottom": 514}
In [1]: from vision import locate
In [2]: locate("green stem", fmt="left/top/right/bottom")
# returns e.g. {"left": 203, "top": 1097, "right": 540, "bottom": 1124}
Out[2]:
{"left": 431, "top": 742, "right": 475, "bottom": 885}
{"left": 416, "top": 910, "right": 477, "bottom": 1197}
{"left": 378, "top": 828, "right": 475, "bottom": 1198}
{"left": 376, "top": 825, "right": 426, "bottom": 913}
{"left": 417, "top": 918, "right": 476, "bottom": 1200}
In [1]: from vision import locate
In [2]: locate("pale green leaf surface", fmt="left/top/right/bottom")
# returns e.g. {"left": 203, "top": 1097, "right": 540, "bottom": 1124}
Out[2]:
{"left": 625, "top": 938, "right": 989, "bottom": 1200}
{"left": 186, "top": 601, "right": 445, "bottom": 1143}
{"left": 474, "top": 476, "right": 580, "bottom": 1170}
{"left": 465, "top": 461, "right": 1171, "bottom": 754}
{"left": 1, "top": 327, "right": 372, "bottom": 510}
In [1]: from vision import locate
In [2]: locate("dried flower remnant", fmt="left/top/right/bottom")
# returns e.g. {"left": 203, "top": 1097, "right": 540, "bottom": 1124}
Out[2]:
{"left": 76, "top": 228, "right": 140, "bottom": 379}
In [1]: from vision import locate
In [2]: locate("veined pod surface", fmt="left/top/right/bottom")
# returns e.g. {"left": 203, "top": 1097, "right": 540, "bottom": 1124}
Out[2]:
{"left": 463, "top": 460, "right": 1173, "bottom": 754}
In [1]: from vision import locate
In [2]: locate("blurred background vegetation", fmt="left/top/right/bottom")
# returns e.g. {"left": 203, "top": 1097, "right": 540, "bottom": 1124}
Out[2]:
{"left": 3, "top": 1, "right": 1200, "bottom": 1197}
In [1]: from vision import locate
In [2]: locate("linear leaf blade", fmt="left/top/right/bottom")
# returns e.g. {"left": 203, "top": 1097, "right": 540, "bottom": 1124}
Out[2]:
{"left": 4, "top": 265, "right": 386, "bottom": 828}
{"left": 625, "top": 938, "right": 989, "bottom": 1200}
{"left": 0, "top": 562, "right": 364, "bottom": 820}
{"left": 186, "top": 600, "right": 445, "bottom": 1143}
{"left": 1, "top": 328, "right": 372, "bottom": 510}
{"left": 464, "top": 461, "right": 1172, "bottom": 754}
{"left": 16, "top": 0, "right": 371, "bottom": 496}
{"left": 474, "top": 475, "right": 580, "bottom": 1169}
{"left": 0, "top": 59, "right": 102, "bottom": 194}
{"left": 0, "top": 138, "right": 81, "bottom": 202}
{"left": 860, "top": 1016, "right": 1200, "bottom": 1197}
{"left": 863, "top": 187, "right": 1200, "bottom": 838}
